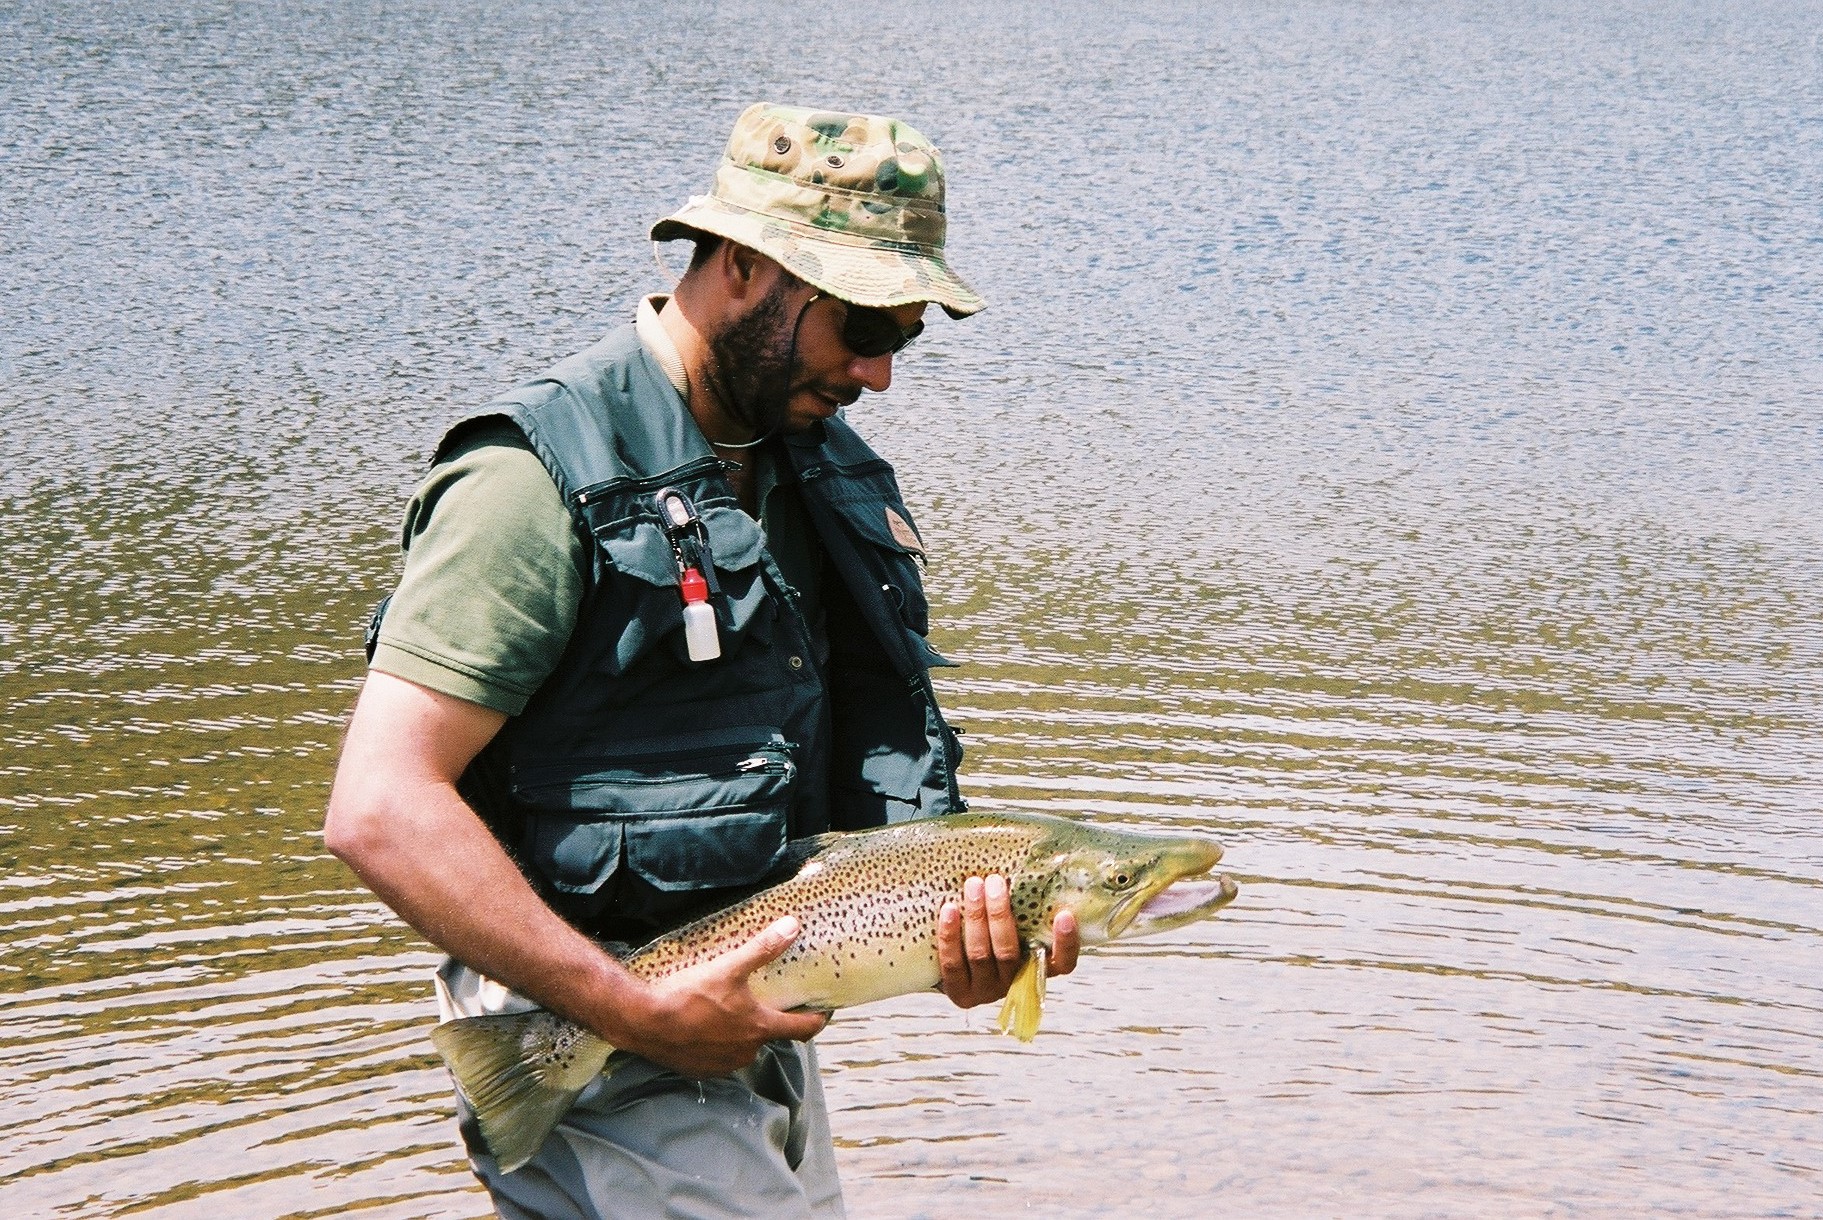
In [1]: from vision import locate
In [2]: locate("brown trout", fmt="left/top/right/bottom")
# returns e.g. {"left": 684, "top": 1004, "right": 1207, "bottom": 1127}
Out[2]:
{"left": 432, "top": 811, "right": 1238, "bottom": 1171}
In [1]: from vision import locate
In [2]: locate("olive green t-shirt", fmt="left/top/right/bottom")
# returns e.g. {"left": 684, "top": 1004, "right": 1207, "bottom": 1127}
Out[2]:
{"left": 370, "top": 421, "right": 822, "bottom": 716}
{"left": 369, "top": 421, "right": 584, "bottom": 714}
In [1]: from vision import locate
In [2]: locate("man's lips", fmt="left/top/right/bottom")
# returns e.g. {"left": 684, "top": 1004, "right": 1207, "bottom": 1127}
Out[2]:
{"left": 804, "top": 387, "right": 858, "bottom": 415}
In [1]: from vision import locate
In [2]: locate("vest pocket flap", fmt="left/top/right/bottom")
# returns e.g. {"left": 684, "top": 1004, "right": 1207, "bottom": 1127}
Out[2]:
{"left": 833, "top": 498, "right": 932, "bottom": 636}
{"left": 624, "top": 811, "right": 788, "bottom": 892}
{"left": 838, "top": 498, "right": 927, "bottom": 559}
{"left": 598, "top": 520, "right": 678, "bottom": 586}
{"left": 531, "top": 819, "right": 625, "bottom": 896}
{"left": 597, "top": 507, "right": 766, "bottom": 588}
{"left": 698, "top": 503, "right": 766, "bottom": 571}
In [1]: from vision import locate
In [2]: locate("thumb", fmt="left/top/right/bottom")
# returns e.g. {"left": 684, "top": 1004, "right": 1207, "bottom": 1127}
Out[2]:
{"left": 723, "top": 915, "right": 801, "bottom": 977}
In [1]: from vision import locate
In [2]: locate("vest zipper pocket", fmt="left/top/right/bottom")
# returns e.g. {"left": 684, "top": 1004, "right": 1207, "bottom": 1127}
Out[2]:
{"left": 512, "top": 734, "right": 798, "bottom": 808}
{"left": 512, "top": 734, "right": 800, "bottom": 903}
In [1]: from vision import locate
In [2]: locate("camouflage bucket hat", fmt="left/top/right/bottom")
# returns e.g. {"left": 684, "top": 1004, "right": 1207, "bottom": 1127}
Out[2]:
{"left": 652, "top": 103, "right": 984, "bottom": 318}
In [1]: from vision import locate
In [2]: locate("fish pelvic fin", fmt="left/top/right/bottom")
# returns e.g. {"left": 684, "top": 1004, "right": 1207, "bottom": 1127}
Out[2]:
{"left": 995, "top": 943, "right": 1049, "bottom": 1043}
{"left": 430, "top": 1012, "right": 613, "bottom": 1174}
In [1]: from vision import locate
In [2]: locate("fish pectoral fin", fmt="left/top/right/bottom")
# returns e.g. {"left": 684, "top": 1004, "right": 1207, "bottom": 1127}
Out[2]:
{"left": 995, "top": 943, "right": 1048, "bottom": 1043}
{"left": 430, "top": 1013, "right": 613, "bottom": 1174}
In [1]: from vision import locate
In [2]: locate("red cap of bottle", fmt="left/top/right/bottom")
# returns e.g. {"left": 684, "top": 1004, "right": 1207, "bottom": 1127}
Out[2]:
{"left": 680, "top": 567, "right": 709, "bottom": 604}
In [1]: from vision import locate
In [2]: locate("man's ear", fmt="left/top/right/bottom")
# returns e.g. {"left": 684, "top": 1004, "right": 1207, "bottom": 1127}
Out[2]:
{"left": 722, "top": 241, "right": 762, "bottom": 299}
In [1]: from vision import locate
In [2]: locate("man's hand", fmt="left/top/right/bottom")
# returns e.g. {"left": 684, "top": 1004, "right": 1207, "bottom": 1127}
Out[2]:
{"left": 935, "top": 874, "right": 1079, "bottom": 1009}
{"left": 621, "top": 916, "right": 830, "bottom": 1078}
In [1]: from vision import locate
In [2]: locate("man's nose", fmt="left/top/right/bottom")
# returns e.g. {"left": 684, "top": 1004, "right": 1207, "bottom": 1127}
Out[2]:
{"left": 851, "top": 351, "right": 894, "bottom": 394}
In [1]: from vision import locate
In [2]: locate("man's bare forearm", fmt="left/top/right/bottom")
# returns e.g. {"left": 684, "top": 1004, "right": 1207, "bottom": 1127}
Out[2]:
{"left": 325, "top": 769, "right": 637, "bottom": 1033}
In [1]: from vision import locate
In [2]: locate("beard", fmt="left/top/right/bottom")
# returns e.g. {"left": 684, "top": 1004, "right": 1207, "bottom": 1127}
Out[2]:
{"left": 705, "top": 278, "right": 799, "bottom": 436}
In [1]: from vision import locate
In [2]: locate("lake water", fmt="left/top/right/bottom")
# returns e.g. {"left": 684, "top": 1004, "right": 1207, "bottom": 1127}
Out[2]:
{"left": 3, "top": 0, "right": 1820, "bottom": 1215}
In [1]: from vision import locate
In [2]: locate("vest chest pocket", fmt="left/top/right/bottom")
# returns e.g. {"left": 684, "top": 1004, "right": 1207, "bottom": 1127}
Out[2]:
{"left": 512, "top": 733, "right": 796, "bottom": 919}
{"left": 832, "top": 495, "right": 933, "bottom": 637}
{"left": 589, "top": 500, "right": 777, "bottom": 677}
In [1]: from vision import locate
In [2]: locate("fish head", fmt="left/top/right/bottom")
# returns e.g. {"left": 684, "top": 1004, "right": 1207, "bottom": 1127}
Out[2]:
{"left": 1018, "top": 823, "right": 1238, "bottom": 947}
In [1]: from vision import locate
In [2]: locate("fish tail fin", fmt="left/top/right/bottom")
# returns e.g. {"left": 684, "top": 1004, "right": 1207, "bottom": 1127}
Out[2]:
{"left": 996, "top": 943, "right": 1049, "bottom": 1042}
{"left": 430, "top": 1013, "right": 613, "bottom": 1174}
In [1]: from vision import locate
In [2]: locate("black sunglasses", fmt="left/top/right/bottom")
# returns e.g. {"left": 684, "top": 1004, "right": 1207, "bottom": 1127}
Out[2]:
{"left": 808, "top": 292, "right": 924, "bottom": 358}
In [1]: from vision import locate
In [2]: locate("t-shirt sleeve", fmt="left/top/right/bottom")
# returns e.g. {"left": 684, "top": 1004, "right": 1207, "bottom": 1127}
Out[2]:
{"left": 369, "top": 423, "right": 585, "bottom": 715}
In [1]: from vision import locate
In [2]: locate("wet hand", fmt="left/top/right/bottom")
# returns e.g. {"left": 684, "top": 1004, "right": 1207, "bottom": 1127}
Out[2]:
{"left": 936, "top": 875, "right": 1079, "bottom": 1009}
{"left": 624, "top": 916, "right": 828, "bottom": 1077}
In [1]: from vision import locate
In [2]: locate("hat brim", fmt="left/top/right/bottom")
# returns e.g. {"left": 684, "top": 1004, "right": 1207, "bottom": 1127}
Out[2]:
{"left": 652, "top": 197, "right": 984, "bottom": 320}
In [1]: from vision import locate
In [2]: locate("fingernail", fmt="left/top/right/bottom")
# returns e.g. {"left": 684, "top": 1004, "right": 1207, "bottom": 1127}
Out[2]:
{"left": 771, "top": 916, "right": 800, "bottom": 939}
{"left": 1056, "top": 909, "right": 1076, "bottom": 933}
{"left": 963, "top": 877, "right": 983, "bottom": 901}
{"left": 985, "top": 875, "right": 1007, "bottom": 899}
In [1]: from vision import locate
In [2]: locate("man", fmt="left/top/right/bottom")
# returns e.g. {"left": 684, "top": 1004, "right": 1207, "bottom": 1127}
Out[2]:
{"left": 324, "top": 103, "right": 1078, "bottom": 1217}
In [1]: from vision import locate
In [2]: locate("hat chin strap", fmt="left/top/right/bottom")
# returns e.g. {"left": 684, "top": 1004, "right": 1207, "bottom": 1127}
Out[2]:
{"left": 651, "top": 239, "right": 683, "bottom": 287}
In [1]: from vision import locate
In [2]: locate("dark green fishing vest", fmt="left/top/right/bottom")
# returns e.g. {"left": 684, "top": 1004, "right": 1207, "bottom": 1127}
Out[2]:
{"left": 446, "top": 325, "right": 965, "bottom": 945}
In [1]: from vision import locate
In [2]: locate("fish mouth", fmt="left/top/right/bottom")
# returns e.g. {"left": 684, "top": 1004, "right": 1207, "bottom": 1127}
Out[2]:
{"left": 1109, "top": 840, "right": 1238, "bottom": 940}
{"left": 1124, "top": 874, "right": 1239, "bottom": 938}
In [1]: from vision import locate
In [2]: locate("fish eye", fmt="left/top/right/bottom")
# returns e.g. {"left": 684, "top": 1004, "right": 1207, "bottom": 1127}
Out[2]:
{"left": 1100, "top": 863, "right": 1137, "bottom": 890}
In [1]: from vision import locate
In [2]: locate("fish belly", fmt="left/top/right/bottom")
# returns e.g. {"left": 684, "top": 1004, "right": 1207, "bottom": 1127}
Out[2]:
{"left": 756, "top": 870, "right": 959, "bottom": 1011}
{"left": 757, "top": 938, "right": 943, "bottom": 1012}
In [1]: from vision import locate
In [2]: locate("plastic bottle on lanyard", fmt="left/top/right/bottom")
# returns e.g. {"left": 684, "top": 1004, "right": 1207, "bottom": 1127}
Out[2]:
{"left": 679, "top": 567, "right": 721, "bottom": 662}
